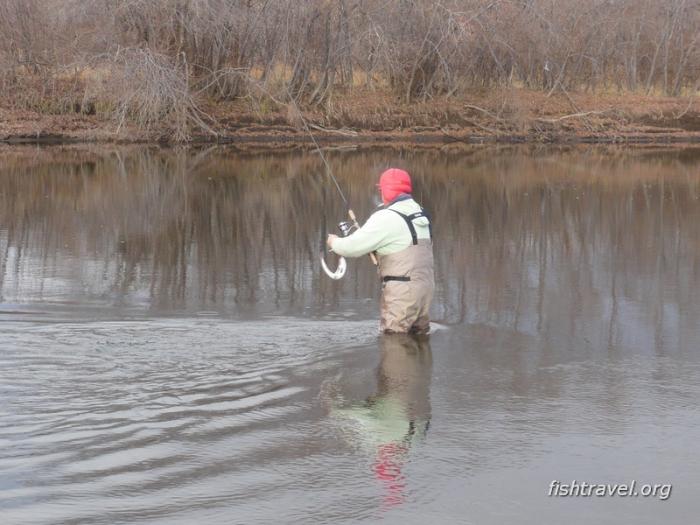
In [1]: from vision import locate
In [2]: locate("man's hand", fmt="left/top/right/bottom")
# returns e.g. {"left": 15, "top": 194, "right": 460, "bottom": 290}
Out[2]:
{"left": 327, "top": 234, "right": 338, "bottom": 250}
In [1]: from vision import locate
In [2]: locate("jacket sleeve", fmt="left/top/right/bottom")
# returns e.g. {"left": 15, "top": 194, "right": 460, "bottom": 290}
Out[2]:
{"left": 330, "top": 211, "right": 390, "bottom": 258}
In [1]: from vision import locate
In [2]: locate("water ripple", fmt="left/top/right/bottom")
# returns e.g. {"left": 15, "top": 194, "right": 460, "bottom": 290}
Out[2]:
{"left": 0, "top": 317, "right": 377, "bottom": 524}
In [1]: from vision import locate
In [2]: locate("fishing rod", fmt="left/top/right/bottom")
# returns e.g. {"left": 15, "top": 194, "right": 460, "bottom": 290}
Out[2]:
{"left": 285, "top": 89, "right": 378, "bottom": 279}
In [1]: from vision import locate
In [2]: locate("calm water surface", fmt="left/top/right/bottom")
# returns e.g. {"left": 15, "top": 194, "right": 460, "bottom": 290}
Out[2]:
{"left": 2, "top": 145, "right": 700, "bottom": 524}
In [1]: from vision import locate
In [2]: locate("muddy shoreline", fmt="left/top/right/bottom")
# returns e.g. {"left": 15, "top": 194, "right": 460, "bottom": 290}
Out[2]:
{"left": 4, "top": 127, "right": 700, "bottom": 147}
{"left": 3, "top": 92, "right": 700, "bottom": 146}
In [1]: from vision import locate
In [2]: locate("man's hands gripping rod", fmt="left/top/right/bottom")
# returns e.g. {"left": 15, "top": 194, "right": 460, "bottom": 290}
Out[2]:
{"left": 326, "top": 209, "right": 378, "bottom": 266}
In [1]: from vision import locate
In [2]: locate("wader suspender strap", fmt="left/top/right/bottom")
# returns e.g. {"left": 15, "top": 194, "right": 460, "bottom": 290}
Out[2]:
{"left": 388, "top": 208, "right": 432, "bottom": 245}
{"left": 382, "top": 208, "right": 432, "bottom": 283}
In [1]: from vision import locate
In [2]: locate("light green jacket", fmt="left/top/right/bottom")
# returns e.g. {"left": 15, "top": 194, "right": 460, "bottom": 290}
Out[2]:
{"left": 331, "top": 196, "right": 431, "bottom": 257}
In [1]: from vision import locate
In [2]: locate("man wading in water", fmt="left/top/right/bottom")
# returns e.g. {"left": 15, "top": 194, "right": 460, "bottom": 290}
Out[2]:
{"left": 327, "top": 169, "right": 434, "bottom": 334}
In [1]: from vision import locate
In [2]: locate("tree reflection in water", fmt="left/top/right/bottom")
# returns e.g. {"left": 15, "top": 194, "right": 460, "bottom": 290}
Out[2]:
{"left": 2, "top": 145, "right": 700, "bottom": 355}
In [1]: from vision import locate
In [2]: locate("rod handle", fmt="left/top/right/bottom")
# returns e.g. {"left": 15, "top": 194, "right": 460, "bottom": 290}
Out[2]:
{"left": 348, "top": 209, "right": 378, "bottom": 266}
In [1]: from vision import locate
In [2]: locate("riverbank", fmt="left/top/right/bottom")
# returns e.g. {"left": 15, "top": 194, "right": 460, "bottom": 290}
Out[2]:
{"left": 2, "top": 88, "right": 699, "bottom": 145}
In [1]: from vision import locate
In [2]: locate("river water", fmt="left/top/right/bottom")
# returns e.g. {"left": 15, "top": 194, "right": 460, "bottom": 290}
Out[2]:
{"left": 1, "top": 145, "right": 700, "bottom": 524}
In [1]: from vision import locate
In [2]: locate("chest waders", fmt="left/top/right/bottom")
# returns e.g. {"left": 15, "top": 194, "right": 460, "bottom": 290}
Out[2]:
{"left": 377, "top": 207, "right": 435, "bottom": 334}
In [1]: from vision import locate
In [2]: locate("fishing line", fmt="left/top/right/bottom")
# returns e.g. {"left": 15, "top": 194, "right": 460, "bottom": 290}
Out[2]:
{"left": 285, "top": 88, "right": 348, "bottom": 207}
{"left": 284, "top": 86, "right": 378, "bottom": 276}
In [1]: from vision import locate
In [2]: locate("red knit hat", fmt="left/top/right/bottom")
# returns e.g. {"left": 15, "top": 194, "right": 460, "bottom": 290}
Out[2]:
{"left": 378, "top": 168, "right": 412, "bottom": 204}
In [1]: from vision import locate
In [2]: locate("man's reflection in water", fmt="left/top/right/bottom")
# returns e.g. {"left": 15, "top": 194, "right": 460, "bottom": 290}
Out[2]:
{"left": 332, "top": 334, "right": 432, "bottom": 508}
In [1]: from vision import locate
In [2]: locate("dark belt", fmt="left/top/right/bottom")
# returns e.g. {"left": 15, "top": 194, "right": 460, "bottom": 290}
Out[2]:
{"left": 382, "top": 275, "right": 411, "bottom": 282}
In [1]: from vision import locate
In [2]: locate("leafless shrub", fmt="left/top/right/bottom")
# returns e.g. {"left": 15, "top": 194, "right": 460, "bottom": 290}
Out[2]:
{"left": 94, "top": 48, "right": 215, "bottom": 141}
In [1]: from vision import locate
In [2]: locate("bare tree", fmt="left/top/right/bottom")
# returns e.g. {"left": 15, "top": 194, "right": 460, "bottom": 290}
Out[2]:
{"left": 2, "top": 0, "right": 700, "bottom": 139}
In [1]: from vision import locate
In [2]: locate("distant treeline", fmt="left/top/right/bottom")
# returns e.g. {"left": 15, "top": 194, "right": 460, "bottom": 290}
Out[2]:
{"left": 1, "top": 0, "right": 698, "bottom": 139}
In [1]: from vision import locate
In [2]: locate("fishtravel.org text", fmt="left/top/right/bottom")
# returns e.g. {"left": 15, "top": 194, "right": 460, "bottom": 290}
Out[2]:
{"left": 548, "top": 480, "right": 672, "bottom": 501}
